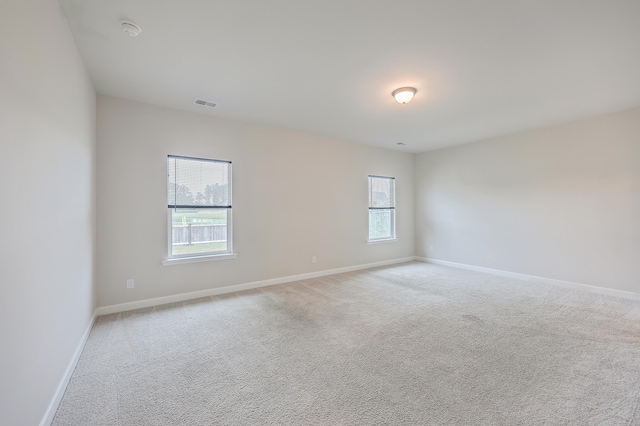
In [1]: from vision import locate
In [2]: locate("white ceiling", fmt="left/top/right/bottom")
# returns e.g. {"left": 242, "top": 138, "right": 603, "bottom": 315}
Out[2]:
{"left": 60, "top": 0, "right": 640, "bottom": 152}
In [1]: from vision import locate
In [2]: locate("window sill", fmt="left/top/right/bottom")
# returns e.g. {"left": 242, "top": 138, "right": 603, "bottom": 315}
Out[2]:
{"left": 367, "top": 238, "right": 398, "bottom": 245}
{"left": 162, "top": 253, "right": 238, "bottom": 266}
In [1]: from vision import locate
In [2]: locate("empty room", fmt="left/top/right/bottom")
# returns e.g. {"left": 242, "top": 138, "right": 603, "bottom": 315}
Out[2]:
{"left": 2, "top": 0, "right": 640, "bottom": 425}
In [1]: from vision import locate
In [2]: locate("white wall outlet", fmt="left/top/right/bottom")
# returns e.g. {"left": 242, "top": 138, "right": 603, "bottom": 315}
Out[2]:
{"left": 311, "top": 256, "right": 317, "bottom": 264}
{"left": 429, "top": 245, "right": 434, "bottom": 252}
{"left": 126, "top": 279, "right": 134, "bottom": 289}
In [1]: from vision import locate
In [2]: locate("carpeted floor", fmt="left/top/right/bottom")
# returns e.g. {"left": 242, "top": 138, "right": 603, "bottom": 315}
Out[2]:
{"left": 53, "top": 262, "right": 640, "bottom": 425}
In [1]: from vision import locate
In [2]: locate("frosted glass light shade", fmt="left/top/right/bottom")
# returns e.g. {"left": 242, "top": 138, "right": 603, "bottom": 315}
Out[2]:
{"left": 392, "top": 87, "right": 417, "bottom": 104}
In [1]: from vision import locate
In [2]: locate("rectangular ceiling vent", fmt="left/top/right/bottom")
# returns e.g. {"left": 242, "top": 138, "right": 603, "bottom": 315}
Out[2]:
{"left": 194, "top": 98, "right": 217, "bottom": 108}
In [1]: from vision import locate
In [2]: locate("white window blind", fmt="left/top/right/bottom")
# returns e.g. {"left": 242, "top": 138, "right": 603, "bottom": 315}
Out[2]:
{"left": 167, "top": 155, "right": 231, "bottom": 208}
{"left": 369, "top": 175, "right": 395, "bottom": 209}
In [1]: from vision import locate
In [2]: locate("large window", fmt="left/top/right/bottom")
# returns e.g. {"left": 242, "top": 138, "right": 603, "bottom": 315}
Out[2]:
{"left": 167, "top": 155, "right": 232, "bottom": 258}
{"left": 368, "top": 175, "right": 396, "bottom": 241}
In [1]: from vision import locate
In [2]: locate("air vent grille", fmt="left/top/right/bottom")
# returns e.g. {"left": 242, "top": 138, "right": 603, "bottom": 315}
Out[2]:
{"left": 194, "top": 99, "right": 217, "bottom": 108}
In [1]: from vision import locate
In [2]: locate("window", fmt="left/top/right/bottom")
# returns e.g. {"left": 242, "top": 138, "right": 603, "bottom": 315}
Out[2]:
{"left": 368, "top": 175, "right": 396, "bottom": 241}
{"left": 167, "top": 155, "right": 232, "bottom": 258}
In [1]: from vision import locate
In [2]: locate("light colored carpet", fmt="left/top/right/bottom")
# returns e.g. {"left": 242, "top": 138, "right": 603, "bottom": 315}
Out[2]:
{"left": 54, "top": 262, "right": 640, "bottom": 425}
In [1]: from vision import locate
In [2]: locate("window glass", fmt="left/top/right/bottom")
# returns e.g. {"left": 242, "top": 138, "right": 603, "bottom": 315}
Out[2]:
{"left": 368, "top": 175, "right": 395, "bottom": 241}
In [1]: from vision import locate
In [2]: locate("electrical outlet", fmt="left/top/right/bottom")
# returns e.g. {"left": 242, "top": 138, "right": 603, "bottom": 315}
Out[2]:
{"left": 126, "top": 279, "right": 134, "bottom": 289}
{"left": 429, "top": 245, "right": 434, "bottom": 252}
{"left": 311, "top": 256, "right": 317, "bottom": 264}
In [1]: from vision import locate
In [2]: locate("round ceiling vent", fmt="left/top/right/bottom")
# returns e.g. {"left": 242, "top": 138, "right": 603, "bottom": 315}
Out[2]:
{"left": 120, "top": 20, "right": 142, "bottom": 37}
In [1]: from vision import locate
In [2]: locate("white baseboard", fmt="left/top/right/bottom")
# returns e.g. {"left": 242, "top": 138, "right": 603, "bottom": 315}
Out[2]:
{"left": 415, "top": 257, "right": 640, "bottom": 301}
{"left": 40, "top": 310, "right": 97, "bottom": 426}
{"left": 96, "top": 257, "right": 416, "bottom": 316}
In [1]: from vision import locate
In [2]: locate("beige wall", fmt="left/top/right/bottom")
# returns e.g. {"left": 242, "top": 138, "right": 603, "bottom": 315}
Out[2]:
{"left": 415, "top": 107, "right": 640, "bottom": 293}
{"left": 0, "top": 1, "right": 96, "bottom": 425}
{"left": 97, "top": 96, "right": 414, "bottom": 307}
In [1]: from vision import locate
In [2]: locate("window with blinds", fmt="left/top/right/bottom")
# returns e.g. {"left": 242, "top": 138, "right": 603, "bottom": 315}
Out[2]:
{"left": 368, "top": 175, "right": 396, "bottom": 241}
{"left": 167, "top": 155, "right": 232, "bottom": 257}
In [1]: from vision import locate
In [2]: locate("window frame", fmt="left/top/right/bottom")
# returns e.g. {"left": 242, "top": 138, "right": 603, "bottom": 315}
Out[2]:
{"left": 368, "top": 175, "right": 397, "bottom": 242}
{"left": 166, "top": 155, "right": 233, "bottom": 260}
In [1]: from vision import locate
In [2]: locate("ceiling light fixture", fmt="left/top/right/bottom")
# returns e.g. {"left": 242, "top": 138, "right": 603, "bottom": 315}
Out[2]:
{"left": 120, "top": 20, "right": 142, "bottom": 37}
{"left": 392, "top": 87, "right": 417, "bottom": 104}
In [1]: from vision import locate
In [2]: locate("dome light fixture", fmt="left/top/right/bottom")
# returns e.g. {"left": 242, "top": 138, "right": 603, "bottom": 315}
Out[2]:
{"left": 392, "top": 87, "right": 417, "bottom": 104}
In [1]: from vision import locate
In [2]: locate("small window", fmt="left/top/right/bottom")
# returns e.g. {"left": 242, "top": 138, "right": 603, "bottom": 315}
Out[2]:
{"left": 368, "top": 175, "right": 396, "bottom": 241}
{"left": 167, "top": 155, "right": 232, "bottom": 258}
